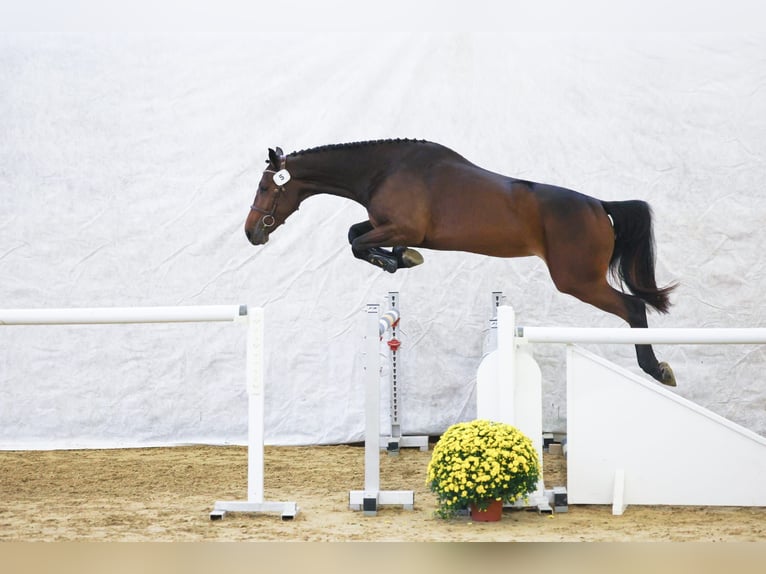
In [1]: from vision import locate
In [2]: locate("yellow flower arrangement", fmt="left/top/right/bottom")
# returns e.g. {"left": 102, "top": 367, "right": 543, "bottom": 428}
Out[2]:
{"left": 426, "top": 419, "right": 540, "bottom": 518}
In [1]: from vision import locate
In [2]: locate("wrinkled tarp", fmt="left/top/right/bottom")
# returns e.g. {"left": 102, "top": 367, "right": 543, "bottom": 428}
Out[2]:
{"left": 1, "top": 1, "right": 764, "bottom": 448}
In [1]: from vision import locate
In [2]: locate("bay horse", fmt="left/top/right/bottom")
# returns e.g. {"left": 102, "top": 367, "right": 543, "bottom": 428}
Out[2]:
{"left": 244, "top": 139, "right": 677, "bottom": 386}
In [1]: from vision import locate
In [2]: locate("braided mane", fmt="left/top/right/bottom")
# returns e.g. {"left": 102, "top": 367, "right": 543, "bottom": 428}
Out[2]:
{"left": 289, "top": 138, "right": 429, "bottom": 157}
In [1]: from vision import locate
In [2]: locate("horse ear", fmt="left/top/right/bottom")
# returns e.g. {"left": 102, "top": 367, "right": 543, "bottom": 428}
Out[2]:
{"left": 268, "top": 148, "right": 278, "bottom": 168}
{"left": 268, "top": 147, "right": 284, "bottom": 169}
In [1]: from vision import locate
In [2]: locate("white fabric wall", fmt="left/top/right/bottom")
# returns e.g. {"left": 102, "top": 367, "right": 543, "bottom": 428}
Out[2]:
{"left": 1, "top": 1, "right": 764, "bottom": 448}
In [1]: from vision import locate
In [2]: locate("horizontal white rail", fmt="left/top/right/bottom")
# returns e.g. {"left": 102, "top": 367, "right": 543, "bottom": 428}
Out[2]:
{"left": 517, "top": 326, "right": 766, "bottom": 345}
{"left": 0, "top": 305, "right": 247, "bottom": 326}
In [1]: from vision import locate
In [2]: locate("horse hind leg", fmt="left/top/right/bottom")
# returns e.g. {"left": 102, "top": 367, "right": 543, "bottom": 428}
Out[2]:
{"left": 554, "top": 274, "right": 676, "bottom": 386}
{"left": 620, "top": 293, "right": 676, "bottom": 386}
{"left": 347, "top": 221, "right": 423, "bottom": 273}
{"left": 543, "top": 207, "right": 676, "bottom": 385}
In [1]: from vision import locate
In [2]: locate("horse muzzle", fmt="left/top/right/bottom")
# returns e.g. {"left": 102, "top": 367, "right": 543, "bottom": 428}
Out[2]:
{"left": 245, "top": 223, "right": 270, "bottom": 245}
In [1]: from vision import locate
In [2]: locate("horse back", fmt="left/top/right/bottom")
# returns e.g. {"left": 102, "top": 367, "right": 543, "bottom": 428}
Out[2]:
{"left": 396, "top": 158, "right": 548, "bottom": 257}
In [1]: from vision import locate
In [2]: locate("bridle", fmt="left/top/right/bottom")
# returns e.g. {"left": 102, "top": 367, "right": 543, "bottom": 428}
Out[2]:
{"left": 250, "top": 164, "right": 291, "bottom": 229}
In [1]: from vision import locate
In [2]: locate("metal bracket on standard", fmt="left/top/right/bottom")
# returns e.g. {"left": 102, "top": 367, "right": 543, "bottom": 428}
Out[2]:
{"left": 538, "top": 487, "right": 568, "bottom": 514}
{"left": 553, "top": 486, "right": 568, "bottom": 513}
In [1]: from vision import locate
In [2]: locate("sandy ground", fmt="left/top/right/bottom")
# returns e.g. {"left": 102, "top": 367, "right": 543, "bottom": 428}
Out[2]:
{"left": 1, "top": 444, "right": 765, "bottom": 542}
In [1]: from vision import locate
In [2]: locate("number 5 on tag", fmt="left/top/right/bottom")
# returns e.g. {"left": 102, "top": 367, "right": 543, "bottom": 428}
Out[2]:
{"left": 273, "top": 169, "right": 291, "bottom": 186}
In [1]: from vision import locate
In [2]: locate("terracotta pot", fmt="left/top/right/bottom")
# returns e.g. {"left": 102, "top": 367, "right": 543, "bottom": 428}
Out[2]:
{"left": 469, "top": 499, "right": 503, "bottom": 522}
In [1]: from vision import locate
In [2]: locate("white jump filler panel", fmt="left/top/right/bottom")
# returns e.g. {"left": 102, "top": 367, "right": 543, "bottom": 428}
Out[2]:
{"left": 476, "top": 305, "right": 549, "bottom": 511}
{"left": 479, "top": 302, "right": 766, "bottom": 516}
{"left": 567, "top": 345, "right": 766, "bottom": 514}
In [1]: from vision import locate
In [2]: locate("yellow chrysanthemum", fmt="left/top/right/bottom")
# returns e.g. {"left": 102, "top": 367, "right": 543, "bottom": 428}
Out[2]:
{"left": 426, "top": 419, "right": 540, "bottom": 518}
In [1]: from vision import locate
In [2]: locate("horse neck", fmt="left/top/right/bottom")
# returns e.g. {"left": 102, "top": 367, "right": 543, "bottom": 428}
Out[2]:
{"left": 287, "top": 151, "right": 380, "bottom": 207}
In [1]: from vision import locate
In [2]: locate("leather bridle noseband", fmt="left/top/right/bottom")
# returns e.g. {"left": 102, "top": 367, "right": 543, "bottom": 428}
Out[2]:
{"left": 250, "top": 165, "right": 291, "bottom": 229}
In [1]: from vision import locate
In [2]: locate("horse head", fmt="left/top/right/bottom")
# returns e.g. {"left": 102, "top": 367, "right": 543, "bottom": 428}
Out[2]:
{"left": 244, "top": 147, "right": 300, "bottom": 245}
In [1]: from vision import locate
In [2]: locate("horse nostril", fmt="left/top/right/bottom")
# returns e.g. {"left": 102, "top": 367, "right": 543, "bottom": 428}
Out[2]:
{"left": 245, "top": 227, "right": 253, "bottom": 243}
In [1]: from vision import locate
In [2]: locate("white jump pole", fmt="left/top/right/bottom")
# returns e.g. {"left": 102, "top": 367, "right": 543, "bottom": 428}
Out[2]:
{"left": 349, "top": 304, "right": 414, "bottom": 516}
{"left": 517, "top": 326, "right": 766, "bottom": 345}
{"left": 0, "top": 305, "right": 245, "bottom": 325}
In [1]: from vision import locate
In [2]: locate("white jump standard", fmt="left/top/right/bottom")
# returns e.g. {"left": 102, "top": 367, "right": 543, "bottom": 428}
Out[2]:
{"left": 477, "top": 303, "right": 552, "bottom": 513}
{"left": 0, "top": 304, "right": 296, "bottom": 520}
{"left": 349, "top": 303, "right": 415, "bottom": 516}
{"left": 210, "top": 306, "right": 298, "bottom": 520}
{"left": 383, "top": 292, "right": 429, "bottom": 454}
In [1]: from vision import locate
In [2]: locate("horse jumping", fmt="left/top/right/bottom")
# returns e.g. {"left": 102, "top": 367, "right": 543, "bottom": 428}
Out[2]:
{"left": 244, "top": 139, "right": 677, "bottom": 385}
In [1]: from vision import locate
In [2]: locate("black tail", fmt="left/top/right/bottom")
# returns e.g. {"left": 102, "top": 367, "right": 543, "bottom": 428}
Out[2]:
{"left": 601, "top": 200, "right": 677, "bottom": 313}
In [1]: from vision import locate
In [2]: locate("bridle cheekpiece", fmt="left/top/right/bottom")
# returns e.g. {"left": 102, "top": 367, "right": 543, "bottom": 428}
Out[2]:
{"left": 250, "top": 151, "right": 291, "bottom": 229}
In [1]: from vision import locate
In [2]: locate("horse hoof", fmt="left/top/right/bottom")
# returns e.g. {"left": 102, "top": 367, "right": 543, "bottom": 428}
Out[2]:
{"left": 659, "top": 362, "right": 676, "bottom": 387}
{"left": 394, "top": 246, "right": 424, "bottom": 268}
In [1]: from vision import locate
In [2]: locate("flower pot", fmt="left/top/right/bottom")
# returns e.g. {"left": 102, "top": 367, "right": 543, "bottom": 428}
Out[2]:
{"left": 469, "top": 499, "right": 503, "bottom": 522}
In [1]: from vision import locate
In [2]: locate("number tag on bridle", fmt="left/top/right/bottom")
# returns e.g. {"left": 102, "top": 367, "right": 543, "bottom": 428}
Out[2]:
{"left": 273, "top": 169, "right": 291, "bottom": 186}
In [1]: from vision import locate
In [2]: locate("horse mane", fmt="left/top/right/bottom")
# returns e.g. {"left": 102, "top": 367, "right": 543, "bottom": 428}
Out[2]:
{"left": 289, "top": 138, "right": 429, "bottom": 157}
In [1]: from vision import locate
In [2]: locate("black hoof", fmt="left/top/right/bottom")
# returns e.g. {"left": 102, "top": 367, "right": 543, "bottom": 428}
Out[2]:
{"left": 393, "top": 246, "right": 424, "bottom": 268}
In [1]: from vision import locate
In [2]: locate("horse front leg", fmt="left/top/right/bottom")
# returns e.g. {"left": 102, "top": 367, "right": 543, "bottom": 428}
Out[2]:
{"left": 347, "top": 220, "right": 424, "bottom": 273}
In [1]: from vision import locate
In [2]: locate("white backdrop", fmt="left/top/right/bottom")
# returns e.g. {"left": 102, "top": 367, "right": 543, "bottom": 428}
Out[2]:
{"left": 1, "top": 1, "right": 765, "bottom": 448}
